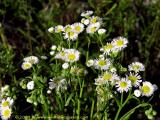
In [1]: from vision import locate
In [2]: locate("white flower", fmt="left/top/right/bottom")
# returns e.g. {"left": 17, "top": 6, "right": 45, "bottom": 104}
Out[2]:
{"left": 134, "top": 89, "right": 141, "bottom": 97}
{"left": 62, "top": 63, "right": 69, "bottom": 69}
{"left": 86, "top": 22, "right": 100, "bottom": 34}
{"left": 86, "top": 59, "right": 94, "bottom": 67}
{"left": 72, "top": 23, "right": 84, "bottom": 33}
{"left": 64, "top": 49, "right": 80, "bottom": 63}
{"left": 50, "top": 51, "right": 55, "bottom": 55}
{"left": 81, "top": 18, "right": 90, "bottom": 25}
{"left": 27, "top": 81, "right": 34, "bottom": 90}
{"left": 109, "top": 67, "right": 117, "bottom": 73}
{"left": 128, "top": 62, "right": 145, "bottom": 73}
{"left": 100, "top": 42, "right": 115, "bottom": 55}
{"left": 112, "top": 36, "right": 128, "bottom": 51}
{"left": 21, "top": 62, "right": 32, "bottom": 70}
{"left": 95, "top": 77, "right": 106, "bottom": 85}
{"left": 0, "top": 97, "right": 13, "bottom": 108}
{"left": 141, "top": 81, "right": 154, "bottom": 97}
{"left": 64, "top": 30, "right": 78, "bottom": 41}
{"left": 116, "top": 78, "right": 132, "bottom": 93}
{"left": 23, "top": 56, "right": 39, "bottom": 64}
{"left": 0, "top": 107, "right": 12, "bottom": 120}
{"left": 51, "top": 45, "right": 57, "bottom": 50}
{"left": 90, "top": 16, "right": 102, "bottom": 24}
{"left": 54, "top": 25, "right": 64, "bottom": 33}
{"left": 64, "top": 25, "right": 72, "bottom": 33}
{"left": 127, "top": 72, "right": 142, "bottom": 87}
{"left": 98, "top": 28, "right": 106, "bottom": 35}
{"left": 49, "top": 78, "right": 66, "bottom": 91}
{"left": 81, "top": 10, "right": 93, "bottom": 17}
{"left": 94, "top": 58, "right": 111, "bottom": 70}
{"left": 48, "top": 27, "right": 54, "bottom": 33}
{"left": 101, "top": 71, "right": 118, "bottom": 83}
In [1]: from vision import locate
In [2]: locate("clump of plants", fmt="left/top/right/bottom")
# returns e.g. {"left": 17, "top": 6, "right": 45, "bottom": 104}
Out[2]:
{"left": 0, "top": 10, "right": 157, "bottom": 120}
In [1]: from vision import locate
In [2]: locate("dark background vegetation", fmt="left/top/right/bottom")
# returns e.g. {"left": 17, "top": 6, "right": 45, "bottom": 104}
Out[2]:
{"left": 0, "top": 0, "right": 160, "bottom": 119}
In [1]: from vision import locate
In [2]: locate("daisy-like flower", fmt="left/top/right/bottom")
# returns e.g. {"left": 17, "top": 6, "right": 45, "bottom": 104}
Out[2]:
{"left": 100, "top": 42, "right": 115, "bottom": 55}
{"left": 54, "top": 25, "right": 64, "bottom": 33}
{"left": 0, "top": 97, "right": 13, "bottom": 108}
{"left": 64, "top": 25, "right": 72, "bottom": 33}
{"left": 64, "top": 30, "right": 78, "bottom": 41}
{"left": 49, "top": 78, "right": 67, "bottom": 91}
{"left": 116, "top": 78, "right": 132, "bottom": 93}
{"left": 27, "top": 81, "right": 34, "bottom": 90}
{"left": 23, "top": 56, "right": 39, "bottom": 65}
{"left": 86, "top": 22, "right": 100, "bottom": 34}
{"left": 81, "top": 18, "right": 90, "bottom": 25}
{"left": 134, "top": 89, "right": 141, "bottom": 97}
{"left": 72, "top": 23, "right": 84, "bottom": 34}
{"left": 95, "top": 77, "right": 106, "bottom": 85}
{"left": 98, "top": 28, "right": 106, "bottom": 35}
{"left": 128, "top": 62, "right": 145, "bottom": 73}
{"left": 101, "top": 71, "right": 118, "bottom": 83}
{"left": 64, "top": 49, "right": 80, "bottom": 63}
{"left": 55, "top": 50, "right": 66, "bottom": 60}
{"left": 112, "top": 36, "right": 128, "bottom": 51}
{"left": 141, "top": 81, "right": 154, "bottom": 97}
{"left": 90, "top": 16, "right": 102, "bottom": 24}
{"left": 21, "top": 62, "right": 32, "bottom": 70}
{"left": 0, "top": 107, "right": 12, "bottom": 120}
{"left": 81, "top": 10, "right": 93, "bottom": 17}
{"left": 127, "top": 72, "right": 142, "bottom": 87}
{"left": 48, "top": 27, "right": 54, "bottom": 33}
{"left": 94, "top": 58, "right": 111, "bottom": 70}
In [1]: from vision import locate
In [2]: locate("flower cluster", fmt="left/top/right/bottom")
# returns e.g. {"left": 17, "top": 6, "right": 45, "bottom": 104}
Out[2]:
{"left": 21, "top": 56, "right": 39, "bottom": 70}
{"left": 0, "top": 86, "right": 13, "bottom": 120}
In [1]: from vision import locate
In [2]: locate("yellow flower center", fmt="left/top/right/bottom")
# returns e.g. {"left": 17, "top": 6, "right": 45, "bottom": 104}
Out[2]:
{"left": 104, "top": 44, "right": 114, "bottom": 50}
{"left": 24, "top": 63, "right": 31, "bottom": 69}
{"left": 91, "top": 17, "right": 97, "bottom": 23}
{"left": 120, "top": 82, "right": 127, "bottom": 88}
{"left": 132, "top": 65, "right": 140, "bottom": 70}
{"left": 65, "top": 26, "right": 72, "bottom": 32}
{"left": 68, "top": 31, "right": 75, "bottom": 37}
{"left": 103, "top": 73, "right": 112, "bottom": 81}
{"left": 68, "top": 54, "right": 76, "bottom": 61}
{"left": 75, "top": 26, "right": 81, "bottom": 32}
{"left": 2, "top": 101, "right": 9, "bottom": 107}
{"left": 3, "top": 109, "right": 11, "bottom": 118}
{"left": 116, "top": 39, "right": 124, "bottom": 46}
{"left": 128, "top": 75, "right": 138, "bottom": 84}
{"left": 90, "top": 27, "right": 96, "bottom": 33}
{"left": 142, "top": 85, "right": 150, "bottom": 94}
{"left": 98, "top": 60, "right": 106, "bottom": 67}
{"left": 57, "top": 28, "right": 62, "bottom": 33}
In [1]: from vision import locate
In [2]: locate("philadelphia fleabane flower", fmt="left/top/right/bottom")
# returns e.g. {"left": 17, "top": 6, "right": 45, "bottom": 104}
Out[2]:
{"left": 54, "top": 25, "right": 64, "bottom": 33}
{"left": 141, "top": 81, "right": 154, "bottom": 97}
{"left": 64, "top": 25, "right": 72, "bottom": 33}
{"left": 0, "top": 107, "right": 12, "bottom": 120}
{"left": 0, "top": 97, "right": 13, "bottom": 108}
{"left": 95, "top": 77, "right": 106, "bottom": 85}
{"left": 81, "top": 10, "right": 93, "bottom": 17}
{"left": 64, "top": 30, "right": 78, "bottom": 41}
{"left": 100, "top": 42, "right": 115, "bottom": 55}
{"left": 49, "top": 78, "right": 67, "bottom": 91}
{"left": 72, "top": 23, "right": 84, "bottom": 34}
{"left": 112, "top": 36, "right": 128, "bottom": 51}
{"left": 62, "top": 63, "right": 69, "bottom": 69}
{"left": 89, "top": 16, "right": 102, "bottom": 24}
{"left": 64, "top": 49, "right": 80, "bottom": 63}
{"left": 23, "top": 56, "right": 39, "bottom": 65}
{"left": 48, "top": 27, "right": 54, "bottom": 33}
{"left": 86, "top": 22, "right": 100, "bottom": 34}
{"left": 116, "top": 78, "right": 132, "bottom": 93}
{"left": 94, "top": 58, "right": 111, "bottom": 70}
{"left": 86, "top": 59, "right": 94, "bottom": 67}
{"left": 81, "top": 18, "right": 90, "bottom": 25}
{"left": 21, "top": 62, "right": 32, "bottom": 70}
{"left": 101, "top": 71, "right": 118, "bottom": 83}
{"left": 127, "top": 72, "right": 142, "bottom": 87}
{"left": 128, "top": 62, "right": 145, "bottom": 73}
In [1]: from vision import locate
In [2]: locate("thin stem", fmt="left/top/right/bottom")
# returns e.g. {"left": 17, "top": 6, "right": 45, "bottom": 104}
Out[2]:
{"left": 90, "top": 99, "right": 95, "bottom": 119}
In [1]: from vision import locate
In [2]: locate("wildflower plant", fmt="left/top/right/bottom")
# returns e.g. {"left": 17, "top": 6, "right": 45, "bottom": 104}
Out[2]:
{"left": 0, "top": 10, "right": 158, "bottom": 120}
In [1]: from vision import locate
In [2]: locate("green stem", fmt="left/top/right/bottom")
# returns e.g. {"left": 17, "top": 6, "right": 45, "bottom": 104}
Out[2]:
{"left": 90, "top": 99, "right": 95, "bottom": 119}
